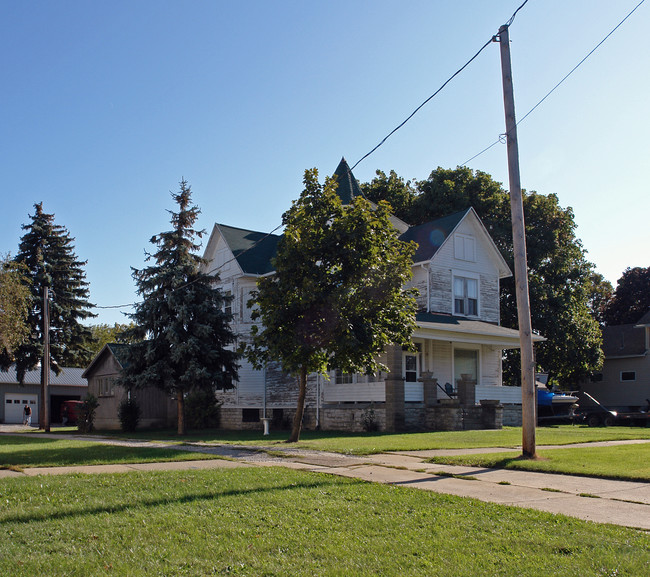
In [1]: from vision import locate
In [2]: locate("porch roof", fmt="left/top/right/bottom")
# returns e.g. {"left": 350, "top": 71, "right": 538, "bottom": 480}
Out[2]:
{"left": 414, "top": 312, "right": 545, "bottom": 347}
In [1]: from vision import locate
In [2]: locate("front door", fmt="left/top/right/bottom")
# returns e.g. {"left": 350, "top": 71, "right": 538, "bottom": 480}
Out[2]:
{"left": 403, "top": 345, "right": 423, "bottom": 402}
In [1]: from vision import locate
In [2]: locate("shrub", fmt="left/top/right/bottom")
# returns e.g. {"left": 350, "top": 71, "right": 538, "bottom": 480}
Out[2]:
{"left": 184, "top": 388, "right": 222, "bottom": 429}
{"left": 361, "top": 404, "right": 379, "bottom": 432}
{"left": 77, "top": 394, "right": 99, "bottom": 433}
{"left": 118, "top": 396, "right": 141, "bottom": 432}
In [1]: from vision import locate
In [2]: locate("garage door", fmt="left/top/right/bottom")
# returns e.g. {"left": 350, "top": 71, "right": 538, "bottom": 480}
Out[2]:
{"left": 4, "top": 394, "right": 38, "bottom": 424}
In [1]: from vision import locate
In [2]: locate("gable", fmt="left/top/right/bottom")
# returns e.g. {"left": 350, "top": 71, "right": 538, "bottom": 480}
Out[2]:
{"left": 204, "top": 224, "right": 281, "bottom": 277}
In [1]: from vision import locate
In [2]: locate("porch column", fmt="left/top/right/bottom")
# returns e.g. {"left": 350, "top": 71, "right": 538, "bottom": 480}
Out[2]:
{"left": 457, "top": 373, "right": 476, "bottom": 407}
{"left": 384, "top": 344, "right": 405, "bottom": 432}
{"left": 420, "top": 372, "right": 438, "bottom": 407}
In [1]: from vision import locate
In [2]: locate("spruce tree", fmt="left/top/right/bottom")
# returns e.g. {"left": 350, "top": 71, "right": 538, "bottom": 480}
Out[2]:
{"left": 10, "top": 203, "right": 95, "bottom": 428}
{"left": 120, "top": 180, "right": 238, "bottom": 435}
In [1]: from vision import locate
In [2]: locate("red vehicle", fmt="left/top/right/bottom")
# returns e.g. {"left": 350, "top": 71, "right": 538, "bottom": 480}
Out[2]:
{"left": 61, "top": 400, "right": 84, "bottom": 425}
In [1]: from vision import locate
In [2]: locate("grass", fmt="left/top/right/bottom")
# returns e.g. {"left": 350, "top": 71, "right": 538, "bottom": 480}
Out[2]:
{"left": 1, "top": 467, "right": 649, "bottom": 576}
{"left": 426, "top": 444, "right": 650, "bottom": 482}
{"left": 85, "top": 425, "right": 650, "bottom": 455}
{"left": 0, "top": 435, "right": 220, "bottom": 468}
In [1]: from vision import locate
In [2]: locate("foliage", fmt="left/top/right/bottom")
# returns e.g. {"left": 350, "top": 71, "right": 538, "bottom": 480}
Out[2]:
{"left": 361, "top": 404, "right": 379, "bottom": 432}
{"left": 245, "top": 168, "right": 418, "bottom": 442}
{"left": 120, "top": 180, "right": 238, "bottom": 435}
{"left": 184, "top": 387, "right": 222, "bottom": 429}
{"left": 77, "top": 394, "right": 99, "bottom": 434}
{"left": 603, "top": 266, "right": 650, "bottom": 325}
{"left": 118, "top": 395, "right": 141, "bottom": 432}
{"left": 586, "top": 272, "right": 613, "bottom": 326}
{"left": 87, "top": 322, "right": 138, "bottom": 358}
{"left": 3, "top": 203, "right": 94, "bottom": 380}
{"left": 0, "top": 255, "right": 31, "bottom": 364}
{"left": 363, "top": 166, "right": 603, "bottom": 386}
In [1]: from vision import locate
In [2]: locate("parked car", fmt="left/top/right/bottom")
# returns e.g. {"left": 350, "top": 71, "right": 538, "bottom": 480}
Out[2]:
{"left": 61, "top": 400, "right": 84, "bottom": 425}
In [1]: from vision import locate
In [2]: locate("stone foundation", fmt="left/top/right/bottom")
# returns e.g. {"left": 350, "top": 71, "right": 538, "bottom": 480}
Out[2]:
{"left": 218, "top": 402, "right": 502, "bottom": 433}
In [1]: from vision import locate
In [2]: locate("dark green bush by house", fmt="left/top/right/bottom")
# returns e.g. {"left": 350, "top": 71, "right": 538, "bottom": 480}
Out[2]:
{"left": 118, "top": 396, "right": 141, "bottom": 432}
{"left": 184, "top": 388, "right": 221, "bottom": 430}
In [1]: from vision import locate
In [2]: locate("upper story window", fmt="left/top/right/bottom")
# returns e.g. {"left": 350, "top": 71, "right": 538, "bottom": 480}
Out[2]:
{"left": 335, "top": 369, "right": 353, "bottom": 385}
{"left": 216, "top": 248, "right": 231, "bottom": 272}
{"left": 223, "top": 290, "right": 233, "bottom": 317}
{"left": 454, "top": 234, "right": 476, "bottom": 262}
{"left": 453, "top": 276, "right": 478, "bottom": 317}
{"left": 98, "top": 377, "right": 115, "bottom": 397}
{"left": 621, "top": 371, "right": 636, "bottom": 382}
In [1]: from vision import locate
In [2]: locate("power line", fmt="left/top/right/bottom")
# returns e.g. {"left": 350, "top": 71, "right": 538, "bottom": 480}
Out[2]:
{"left": 351, "top": 1, "right": 531, "bottom": 171}
{"left": 462, "top": 0, "right": 645, "bottom": 166}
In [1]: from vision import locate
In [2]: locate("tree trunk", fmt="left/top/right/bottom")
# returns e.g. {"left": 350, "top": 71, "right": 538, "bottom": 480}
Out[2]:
{"left": 288, "top": 366, "right": 307, "bottom": 443}
{"left": 177, "top": 389, "right": 185, "bottom": 435}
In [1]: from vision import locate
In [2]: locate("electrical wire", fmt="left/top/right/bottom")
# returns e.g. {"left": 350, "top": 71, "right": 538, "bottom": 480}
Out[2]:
{"left": 351, "top": 1, "right": 531, "bottom": 171}
{"left": 461, "top": 0, "right": 645, "bottom": 167}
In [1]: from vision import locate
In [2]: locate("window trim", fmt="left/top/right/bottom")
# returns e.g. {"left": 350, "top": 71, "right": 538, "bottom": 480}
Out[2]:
{"left": 454, "top": 233, "right": 476, "bottom": 262}
{"left": 620, "top": 371, "right": 636, "bottom": 382}
{"left": 452, "top": 270, "right": 480, "bottom": 318}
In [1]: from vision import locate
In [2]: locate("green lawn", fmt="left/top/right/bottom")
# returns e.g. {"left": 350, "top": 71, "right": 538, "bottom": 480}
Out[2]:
{"left": 92, "top": 424, "right": 650, "bottom": 454}
{"left": 428, "top": 443, "right": 650, "bottom": 482}
{"left": 1, "top": 467, "right": 648, "bottom": 577}
{"left": 0, "top": 435, "right": 220, "bottom": 469}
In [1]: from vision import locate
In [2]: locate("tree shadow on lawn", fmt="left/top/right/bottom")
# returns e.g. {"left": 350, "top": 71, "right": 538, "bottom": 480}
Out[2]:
{"left": 0, "top": 436, "right": 189, "bottom": 468}
{"left": 1, "top": 476, "right": 340, "bottom": 525}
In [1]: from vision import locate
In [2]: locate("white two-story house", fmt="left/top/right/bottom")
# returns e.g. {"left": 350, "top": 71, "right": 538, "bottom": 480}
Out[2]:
{"left": 202, "top": 159, "right": 540, "bottom": 432}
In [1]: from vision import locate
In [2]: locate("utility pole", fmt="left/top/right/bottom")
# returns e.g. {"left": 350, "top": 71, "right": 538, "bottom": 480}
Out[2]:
{"left": 43, "top": 286, "right": 51, "bottom": 433}
{"left": 497, "top": 24, "right": 536, "bottom": 458}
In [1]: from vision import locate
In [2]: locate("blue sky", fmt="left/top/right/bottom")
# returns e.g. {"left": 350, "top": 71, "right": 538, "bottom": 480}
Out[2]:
{"left": 1, "top": 0, "right": 647, "bottom": 326}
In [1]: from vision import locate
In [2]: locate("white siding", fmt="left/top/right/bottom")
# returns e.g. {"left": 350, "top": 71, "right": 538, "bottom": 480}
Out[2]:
{"left": 428, "top": 215, "right": 502, "bottom": 323}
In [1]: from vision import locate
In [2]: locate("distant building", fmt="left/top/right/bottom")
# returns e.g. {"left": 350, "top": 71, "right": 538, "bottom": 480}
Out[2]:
{"left": 82, "top": 343, "right": 175, "bottom": 430}
{"left": 0, "top": 366, "right": 87, "bottom": 425}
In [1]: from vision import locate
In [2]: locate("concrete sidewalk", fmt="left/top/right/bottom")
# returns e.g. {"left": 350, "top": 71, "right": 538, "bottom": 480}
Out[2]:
{"left": 1, "top": 427, "right": 649, "bottom": 531}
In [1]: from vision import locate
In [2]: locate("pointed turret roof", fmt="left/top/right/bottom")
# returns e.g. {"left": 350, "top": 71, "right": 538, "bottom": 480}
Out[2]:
{"left": 332, "top": 157, "right": 365, "bottom": 204}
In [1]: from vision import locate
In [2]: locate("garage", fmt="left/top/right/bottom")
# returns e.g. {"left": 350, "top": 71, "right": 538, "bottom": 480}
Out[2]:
{"left": 4, "top": 394, "right": 38, "bottom": 424}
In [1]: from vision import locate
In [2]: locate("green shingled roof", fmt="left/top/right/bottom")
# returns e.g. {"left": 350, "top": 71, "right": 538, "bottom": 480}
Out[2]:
{"left": 216, "top": 224, "right": 281, "bottom": 275}
{"left": 106, "top": 343, "right": 131, "bottom": 368}
{"left": 332, "top": 157, "right": 365, "bottom": 205}
{"left": 399, "top": 209, "right": 469, "bottom": 263}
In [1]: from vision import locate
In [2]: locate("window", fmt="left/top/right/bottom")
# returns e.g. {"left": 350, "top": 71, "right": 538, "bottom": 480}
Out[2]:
{"left": 621, "top": 371, "right": 636, "bottom": 382}
{"left": 454, "top": 348, "right": 479, "bottom": 386}
{"left": 453, "top": 276, "right": 478, "bottom": 316}
{"left": 98, "top": 377, "right": 115, "bottom": 397}
{"left": 455, "top": 234, "right": 476, "bottom": 262}
{"left": 242, "top": 408, "right": 260, "bottom": 422}
{"left": 224, "top": 290, "right": 233, "bottom": 317}
{"left": 335, "top": 369, "right": 353, "bottom": 384}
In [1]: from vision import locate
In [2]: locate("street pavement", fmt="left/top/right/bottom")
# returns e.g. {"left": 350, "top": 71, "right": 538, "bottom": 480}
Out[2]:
{"left": 1, "top": 425, "right": 649, "bottom": 531}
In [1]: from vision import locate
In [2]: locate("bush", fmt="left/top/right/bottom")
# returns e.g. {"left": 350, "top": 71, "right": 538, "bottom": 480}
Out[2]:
{"left": 77, "top": 394, "right": 99, "bottom": 433}
{"left": 184, "top": 388, "right": 222, "bottom": 429}
{"left": 361, "top": 404, "right": 379, "bottom": 432}
{"left": 118, "top": 396, "right": 141, "bottom": 432}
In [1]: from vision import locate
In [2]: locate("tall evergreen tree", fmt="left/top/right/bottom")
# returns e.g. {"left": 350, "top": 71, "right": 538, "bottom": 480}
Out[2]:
{"left": 120, "top": 180, "right": 238, "bottom": 435}
{"left": 8, "top": 203, "right": 95, "bottom": 427}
